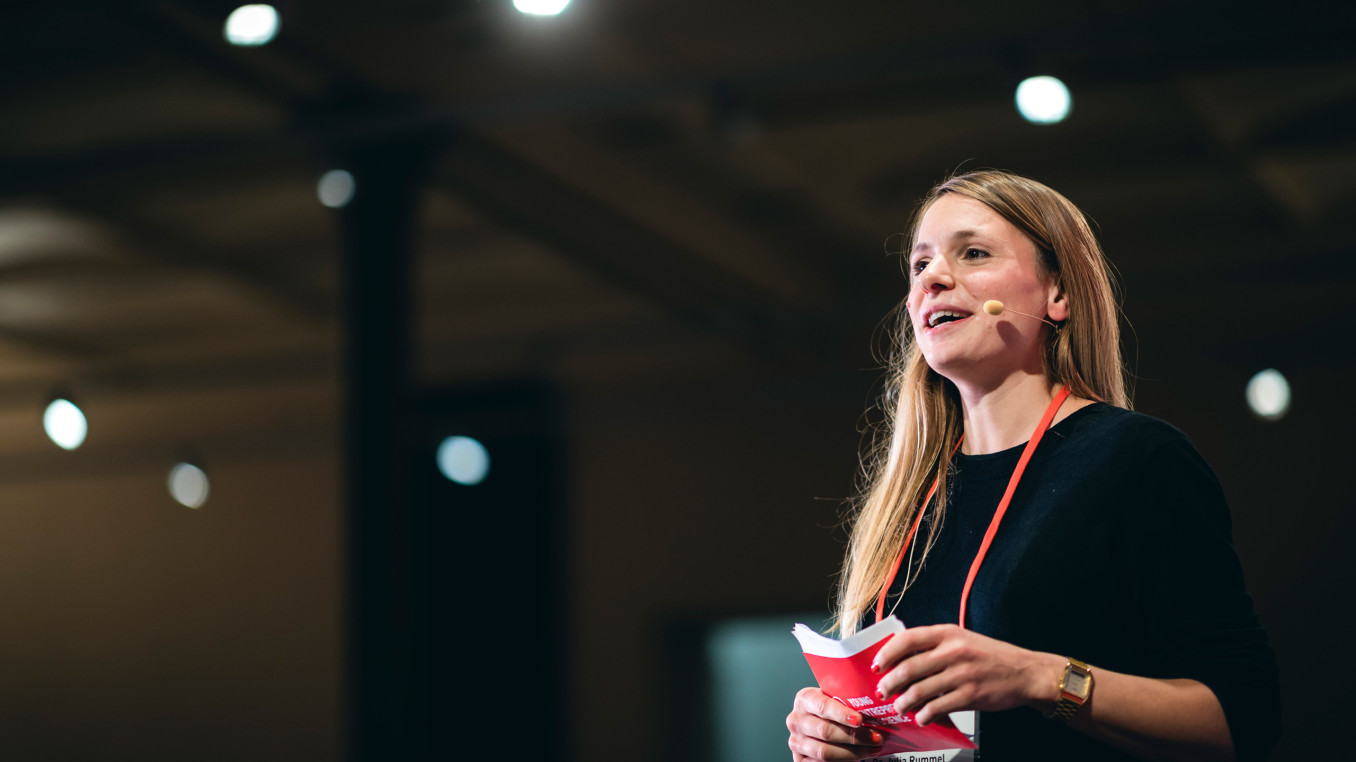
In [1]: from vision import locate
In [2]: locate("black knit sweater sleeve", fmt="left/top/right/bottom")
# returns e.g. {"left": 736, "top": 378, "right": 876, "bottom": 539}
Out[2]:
{"left": 1114, "top": 428, "right": 1281, "bottom": 761}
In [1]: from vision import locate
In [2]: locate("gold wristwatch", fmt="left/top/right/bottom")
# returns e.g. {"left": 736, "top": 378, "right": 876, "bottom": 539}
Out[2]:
{"left": 1047, "top": 657, "right": 1093, "bottom": 721}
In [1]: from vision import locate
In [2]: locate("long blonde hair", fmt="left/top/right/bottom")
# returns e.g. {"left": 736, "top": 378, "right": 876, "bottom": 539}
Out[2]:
{"left": 834, "top": 170, "right": 1130, "bottom": 635}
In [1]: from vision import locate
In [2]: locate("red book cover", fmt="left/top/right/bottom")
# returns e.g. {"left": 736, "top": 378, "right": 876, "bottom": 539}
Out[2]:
{"left": 793, "top": 617, "right": 977, "bottom": 757}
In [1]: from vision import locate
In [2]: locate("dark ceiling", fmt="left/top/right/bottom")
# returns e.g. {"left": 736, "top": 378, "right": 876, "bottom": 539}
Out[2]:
{"left": 1, "top": 0, "right": 1352, "bottom": 410}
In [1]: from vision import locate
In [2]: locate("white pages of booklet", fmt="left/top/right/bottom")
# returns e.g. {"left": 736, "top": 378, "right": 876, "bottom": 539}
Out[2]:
{"left": 792, "top": 616, "right": 906, "bottom": 658}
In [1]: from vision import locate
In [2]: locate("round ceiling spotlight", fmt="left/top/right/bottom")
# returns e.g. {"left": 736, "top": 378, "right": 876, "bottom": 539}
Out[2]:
{"left": 224, "top": 4, "right": 280, "bottom": 46}
{"left": 1015, "top": 75, "right": 1072, "bottom": 124}
{"left": 169, "top": 462, "right": 211, "bottom": 509}
{"left": 44, "top": 397, "right": 87, "bottom": 451}
{"left": 317, "top": 169, "right": 356, "bottom": 208}
{"left": 1245, "top": 369, "right": 1291, "bottom": 422}
{"left": 437, "top": 436, "right": 490, "bottom": 486}
{"left": 514, "top": 0, "right": 572, "bottom": 16}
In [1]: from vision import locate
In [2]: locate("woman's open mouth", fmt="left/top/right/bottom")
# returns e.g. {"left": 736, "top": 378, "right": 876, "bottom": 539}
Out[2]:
{"left": 923, "top": 309, "right": 973, "bottom": 332}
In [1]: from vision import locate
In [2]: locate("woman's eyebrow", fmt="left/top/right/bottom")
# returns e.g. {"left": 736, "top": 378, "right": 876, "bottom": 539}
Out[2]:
{"left": 912, "top": 229, "right": 981, "bottom": 254}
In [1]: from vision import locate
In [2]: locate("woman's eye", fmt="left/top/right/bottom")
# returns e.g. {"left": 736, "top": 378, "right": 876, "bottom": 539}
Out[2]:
{"left": 910, "top": 259, "right": 929, "bottom": 276}
{"left": 962, "top": 248, "right": 990, "bottom": 260}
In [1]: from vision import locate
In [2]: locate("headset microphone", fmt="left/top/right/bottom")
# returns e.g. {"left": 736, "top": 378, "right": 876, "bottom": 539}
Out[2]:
{"left": 983, "top": 300, "right": 1059, "bottom": 328}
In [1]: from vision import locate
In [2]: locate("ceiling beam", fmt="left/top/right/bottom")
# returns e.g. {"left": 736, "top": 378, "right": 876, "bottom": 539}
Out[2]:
{"left": 437, "top": 133, "right": 849, "bottom": 364}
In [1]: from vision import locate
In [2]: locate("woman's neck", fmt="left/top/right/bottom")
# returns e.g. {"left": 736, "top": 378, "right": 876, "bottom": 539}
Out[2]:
{"left": 956, "top": 373, "right": 1086, "bottom": 455}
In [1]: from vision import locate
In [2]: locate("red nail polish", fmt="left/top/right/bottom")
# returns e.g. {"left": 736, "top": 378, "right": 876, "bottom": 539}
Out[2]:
{"left": 870, "top": 661, "right": 880, "bottom": 674}
{"left": 875, "top": 689, "right": 885, "bottom": 701}
{"left": 870, "top": 731, "right": 884, "bottom": 745}
{"left": 845, "top": 714, "right": 860, "bottom": 727}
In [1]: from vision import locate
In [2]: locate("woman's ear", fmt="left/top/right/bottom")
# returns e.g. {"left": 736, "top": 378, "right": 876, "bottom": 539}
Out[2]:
{"left": 1046, "top": 281, "right": 1070, "bottom": 323}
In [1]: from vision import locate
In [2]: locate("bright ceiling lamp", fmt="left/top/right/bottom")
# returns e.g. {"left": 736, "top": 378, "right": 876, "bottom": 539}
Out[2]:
{"left": 224, "top": 4, "right": 280, "bottom": 46}
{"left": 44, "top": 397, "right": 87, "bottom": 451}
{"left": 514, "top": 0, "right": 572, "bottom": 16}
{"left": 1246, "top": 369, "right": 1291, "bottom": 422}
{"left": 317, "top": 169, "right": 356, "bottom": 208}
{"left": 1015, "top": 75, "right": 1072, "bottom": 124}
{"left": 168, "top": 462, "right": 211, "bottom": 509}
{"left": 437, "top": 436, "right": 490, "bottom": 486}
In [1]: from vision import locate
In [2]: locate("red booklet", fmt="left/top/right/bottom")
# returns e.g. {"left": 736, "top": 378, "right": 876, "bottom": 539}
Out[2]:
{"left": 793, "top": 617, "right": 977, "bottom": 758}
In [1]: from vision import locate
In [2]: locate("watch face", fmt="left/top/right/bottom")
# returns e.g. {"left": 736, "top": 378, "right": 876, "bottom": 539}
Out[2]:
{"left": 1065, "top": 669, "right": 1091, "bottom": 697}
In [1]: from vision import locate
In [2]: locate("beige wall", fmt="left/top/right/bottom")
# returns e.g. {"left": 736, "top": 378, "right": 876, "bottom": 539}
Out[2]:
{"left": 0, "top": 383, "right": 340, "bottom": 760}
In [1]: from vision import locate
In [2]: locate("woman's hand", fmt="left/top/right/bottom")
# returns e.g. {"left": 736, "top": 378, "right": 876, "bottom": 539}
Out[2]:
{"left": 871, "top": 624, "right": 1062, "bottom": 725}
{"left": 786, "top": 686, "right": 887, "bottom": 761}
{"left": 872, "top": 626, "right": 1237, "bottom": 761}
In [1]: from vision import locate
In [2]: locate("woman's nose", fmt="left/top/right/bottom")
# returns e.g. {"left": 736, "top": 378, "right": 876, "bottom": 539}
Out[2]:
{"left": 915, "top": 260, "right": 953, "bottom": 292}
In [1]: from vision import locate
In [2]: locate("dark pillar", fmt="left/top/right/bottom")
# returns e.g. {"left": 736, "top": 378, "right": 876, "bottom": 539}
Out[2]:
{"left": 337, "top": 139, "right": 435, "bottom": 762}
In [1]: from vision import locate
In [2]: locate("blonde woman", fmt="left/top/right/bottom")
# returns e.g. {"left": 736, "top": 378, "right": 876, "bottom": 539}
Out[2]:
{"left": 786, "top": 171, "right": 1278, "bottom": 761}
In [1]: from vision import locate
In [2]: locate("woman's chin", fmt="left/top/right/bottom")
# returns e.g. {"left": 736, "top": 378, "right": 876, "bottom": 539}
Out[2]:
{"left": 925, "top": 357, "right": 1026, "bottom": 390}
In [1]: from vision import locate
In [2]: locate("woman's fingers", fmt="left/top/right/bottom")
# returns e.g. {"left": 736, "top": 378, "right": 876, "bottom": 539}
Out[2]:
{"left": 870, "top": 624, "right": 955, "bottom": 672}
{"left": 913, "top": 687, "right": 977, "bottom": 727}
{"left": 794, "top": 686, "right": 863, "bottom": 728}
{"left": 891, "top": 667, "right": 969, "bottom": 718}
{"left": 786, "top": 714, "right": 882, "bottom": 750}
{"left": 786, "top": 687, "right": 886, "bottom": 760}
{"left": 788, "top": 688, "right": 883, "bottom": 746}
{"left": 875, "top": 645, "right": 950, "bottom": 700}
{"left": 787, "top": 732, "right": 883, "bottom": 761}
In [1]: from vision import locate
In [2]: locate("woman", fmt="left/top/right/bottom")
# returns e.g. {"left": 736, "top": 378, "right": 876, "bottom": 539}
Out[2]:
{"left": 786, "top": 171, "right": 1279, "bottom": 761}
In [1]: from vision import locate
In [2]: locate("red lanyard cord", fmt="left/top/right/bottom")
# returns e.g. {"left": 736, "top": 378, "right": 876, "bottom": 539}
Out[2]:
{"left": 875, "top": 387, "right": 1071, "bottom": 629}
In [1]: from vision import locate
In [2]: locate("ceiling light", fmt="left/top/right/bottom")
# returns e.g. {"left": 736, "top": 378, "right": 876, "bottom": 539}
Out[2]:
{"left": 1246, "top": 369, "right": 1291, "bottom": 421}
{"left": 1015, "top": 75, "right": 1071, "bottom": 125}
{"left": 437, "top": 436, "right": 490, "bottom": 486}
{"left": 168, "top": 462, "right": 211, "bottom": 509}
{"left": 43, "top": 398, "right": 87, "bottom": 451}
{"left": 514, "top": 0, "right": 572, "bottom": 16}
{"left": 317, "top": 169, "right": 356, "bottom": 208}
{"left": 224, "top": 4, "right": 280, "bottom": 47}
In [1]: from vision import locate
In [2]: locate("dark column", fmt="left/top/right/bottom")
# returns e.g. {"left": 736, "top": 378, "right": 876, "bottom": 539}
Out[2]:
{"left": 337, "top": 139, "right": 435, "bottom": 762}
{"left": 412, "top": 382, "right": 571, "bottom": 760}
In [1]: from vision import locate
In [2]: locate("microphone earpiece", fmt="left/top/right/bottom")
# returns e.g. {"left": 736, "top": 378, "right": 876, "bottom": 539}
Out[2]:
{"left": 982, "top": 299, "right": 1058, "bottom": 328}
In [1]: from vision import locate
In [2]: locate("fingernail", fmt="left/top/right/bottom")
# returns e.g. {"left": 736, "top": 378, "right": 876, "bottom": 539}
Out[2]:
{"left": 845, "top": 714, "right": 860, "bottom": 728}
{"left": 875, "top": 688, "right": 885, "bottom": 701}
{"left": 870, "top": 660, "right": 881, "bottom": 674}
{"left": 870, "top": 731, "right": 884, "bottom": 745}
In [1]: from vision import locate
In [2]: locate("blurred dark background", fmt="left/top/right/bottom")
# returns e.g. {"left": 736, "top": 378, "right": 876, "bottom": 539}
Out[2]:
{"left": 0, "top": 1, "right": 1350, "bottom": 759}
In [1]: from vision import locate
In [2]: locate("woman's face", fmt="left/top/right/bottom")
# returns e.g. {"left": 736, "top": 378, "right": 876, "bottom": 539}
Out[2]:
{"left": 905, "top": 193, "right": 1067, "bottom": 387}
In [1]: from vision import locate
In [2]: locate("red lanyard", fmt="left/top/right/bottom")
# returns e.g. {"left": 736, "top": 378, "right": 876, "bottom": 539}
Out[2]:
{"left": 875, "top": 386, "right": 1071, "bottom": 628}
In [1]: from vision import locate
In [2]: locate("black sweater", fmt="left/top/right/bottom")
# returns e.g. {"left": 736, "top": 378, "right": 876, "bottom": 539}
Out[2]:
{"left": 874, "top": 403, "right": 1280, "bottom": 761}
